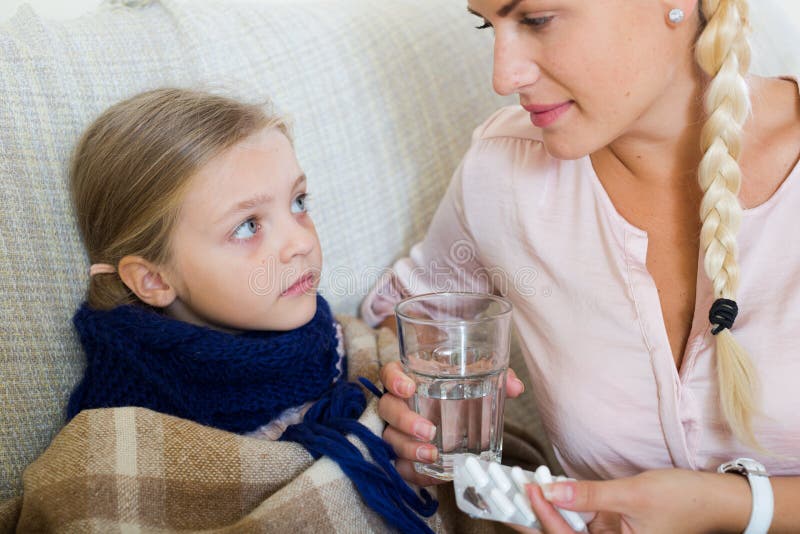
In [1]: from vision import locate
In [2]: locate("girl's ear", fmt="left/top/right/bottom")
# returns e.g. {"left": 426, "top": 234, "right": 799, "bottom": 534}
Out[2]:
{"left": 117, "top": 255, "right": 177, "bottom": 308}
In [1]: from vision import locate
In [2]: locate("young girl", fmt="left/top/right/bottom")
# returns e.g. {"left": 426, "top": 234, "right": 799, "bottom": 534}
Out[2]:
{"left": 66, "top": 88, "right": 435, "bottom": 532}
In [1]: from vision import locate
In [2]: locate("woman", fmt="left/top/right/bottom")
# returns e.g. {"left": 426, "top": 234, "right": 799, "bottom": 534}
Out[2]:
{"left": 362, "top": 0, "right": 800, "bottom": 532}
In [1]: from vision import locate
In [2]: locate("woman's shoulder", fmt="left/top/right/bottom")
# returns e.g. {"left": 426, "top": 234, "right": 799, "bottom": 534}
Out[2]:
{"left": 471, "top": 105, "right": 545, "bottom": 144}
{"left": 461, "top": 105, "right": 562, "bottom": 181}
{"left": 739, "top": 76, "right": 800, "bottom": 209}
{"left": 455, "top": 107, "right": 590, "bottom": 244}
{"left": 456, "top": 106, "right": 592, "bottom": 206}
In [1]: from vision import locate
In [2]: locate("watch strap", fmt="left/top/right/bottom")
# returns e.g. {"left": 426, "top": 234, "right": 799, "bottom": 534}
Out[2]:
{"left": 717, "top": 458, "right": 774, "bottom": 534}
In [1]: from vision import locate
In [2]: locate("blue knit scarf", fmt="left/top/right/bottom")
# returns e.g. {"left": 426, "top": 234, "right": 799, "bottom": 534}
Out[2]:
{"left": 68, "top": 295, "right": 436, "bottom": 533}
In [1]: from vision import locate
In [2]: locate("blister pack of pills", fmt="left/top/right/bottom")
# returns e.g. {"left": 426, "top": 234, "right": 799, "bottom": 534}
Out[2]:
{"left": 453, "top": 454, "right": 588, "bottom": 531}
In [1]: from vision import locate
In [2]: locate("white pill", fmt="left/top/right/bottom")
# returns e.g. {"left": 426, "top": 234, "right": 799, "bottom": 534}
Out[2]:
{"left": 490, "top": 488, "right": 516, "bottom": 520}
{"left": 465, "top": 455, "right": 490, "bottom": 488}
{"left": 530, "top": 468, "right": 585, "bottom": 530}
{"left": 559, "top": 509, "right": 587, "bottom": 532}
{"left": 534, "top": 465, "right": 553, "bottom": 485}
{"left": 513, "top": 492, "right": 537, "bottom": 525}
{"left": 487, "top": 462, "right": 512, "bottom": 493}
{"left": 510, "top": 466, "right": 531, "bottom": 494}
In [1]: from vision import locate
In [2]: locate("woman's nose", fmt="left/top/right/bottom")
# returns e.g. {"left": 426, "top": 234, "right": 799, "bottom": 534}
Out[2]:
{"left": 492, "top": 32, "right": 540, "bottom": 96}
{"left": 279, "top": 218, "right": 316, "bottom": 264}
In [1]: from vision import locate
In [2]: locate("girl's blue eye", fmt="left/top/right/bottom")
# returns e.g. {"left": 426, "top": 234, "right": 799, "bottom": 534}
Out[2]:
{"left": 232, "top": 218, "right": 259, "bottom": 240}
{"left": 291, "top": 193, "right": 309, "bottom": 214}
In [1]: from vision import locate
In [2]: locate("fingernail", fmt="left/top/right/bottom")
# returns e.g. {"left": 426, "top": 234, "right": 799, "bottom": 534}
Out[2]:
{"left": 542, "top": 482, "right": 574, "bottom": 504}
{"left": 514, "top": 378, "right": 525, "bottom": 393}
{"left": 413, "top": 420, "right": 437, "bottom": 441}
{"left": 416, "top": 445, "right": 438, "bottom": 462}
{"left": 394, "top": 378, "right": 415, "bottom": 397}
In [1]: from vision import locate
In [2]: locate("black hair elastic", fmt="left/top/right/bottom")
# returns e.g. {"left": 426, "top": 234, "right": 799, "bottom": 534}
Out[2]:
{"left": 709, "top": 298, "right": 738, "bottom": 335}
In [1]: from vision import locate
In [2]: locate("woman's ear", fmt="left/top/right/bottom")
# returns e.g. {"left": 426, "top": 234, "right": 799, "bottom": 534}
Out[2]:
{"left": 117, "top": 255, "right": 177, "bottom": 308}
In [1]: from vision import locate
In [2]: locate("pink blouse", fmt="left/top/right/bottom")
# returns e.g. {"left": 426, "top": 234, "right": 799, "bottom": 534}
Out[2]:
{"left": 361, "top": 95, "right": 800, "bottom": 480}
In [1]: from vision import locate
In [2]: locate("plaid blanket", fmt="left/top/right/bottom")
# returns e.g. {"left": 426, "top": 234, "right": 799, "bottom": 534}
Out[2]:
{"left": 0, "top": 317, "right": 532, "bottom": 533}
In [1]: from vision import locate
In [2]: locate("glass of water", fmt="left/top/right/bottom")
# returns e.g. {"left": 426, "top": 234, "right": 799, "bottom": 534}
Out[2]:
{"left": 395, "top": 292, "right": 513, "bottom": 480}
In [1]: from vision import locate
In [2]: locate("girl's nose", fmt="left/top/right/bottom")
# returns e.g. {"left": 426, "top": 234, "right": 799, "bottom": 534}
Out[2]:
{"left": 279, "top": 218, "right": 316, "bottom": 264}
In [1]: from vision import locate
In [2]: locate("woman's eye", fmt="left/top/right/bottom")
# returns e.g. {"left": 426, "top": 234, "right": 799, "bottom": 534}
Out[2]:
{"left": 521, "top": 15, "right": 554, "bottom": 28}
{"left": 291, "top": 193, "right": 309, "bottom": 214}
{"left": 232, "top": 218, "right": 260, "bottom": 240}
{"left": 475, "top": 18, "right": 492, "bottom": 29}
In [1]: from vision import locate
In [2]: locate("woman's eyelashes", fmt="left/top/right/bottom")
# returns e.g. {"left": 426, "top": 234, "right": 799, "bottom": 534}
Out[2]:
{"left": 521, "top": 15, "right": 554, "bottom": 28}
{"left": 473, "top": 15, "right": 555, "bottom": 31}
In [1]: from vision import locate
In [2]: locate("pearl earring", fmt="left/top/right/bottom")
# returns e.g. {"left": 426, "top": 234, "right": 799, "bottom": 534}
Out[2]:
{"left": 668, "top": 8, "right": 685, "bottom": 24}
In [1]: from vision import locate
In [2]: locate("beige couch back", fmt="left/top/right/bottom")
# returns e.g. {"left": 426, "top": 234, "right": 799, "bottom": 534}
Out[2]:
{"left": 0, "top": 0, "right": 511, "bottom": 499}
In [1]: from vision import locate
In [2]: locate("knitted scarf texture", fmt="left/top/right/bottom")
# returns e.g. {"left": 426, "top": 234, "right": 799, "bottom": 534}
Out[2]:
{"left": 68, "top": 294, "right": 436, "bottom": 533}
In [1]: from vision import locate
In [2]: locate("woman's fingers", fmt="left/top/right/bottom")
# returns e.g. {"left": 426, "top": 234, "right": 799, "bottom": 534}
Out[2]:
{"left": 377, "top": 390, "right": 437, "bottom": 442}
{"left": 380, "top": 360, "right": 416, "bottom": 398}
{"left": 506, "top": 367, "right": 525, "bottom": 398}
{"left": 381, "top": 353, "right": 526, "bottom": 401}
{"left": 394, "top": 458, "right": 448, "bottom": 487}
{"left": 383, "top": 425, "right": 438, "bottom": 464}
{"left": 527, "top": 484, "right": 576, "bottom": 534}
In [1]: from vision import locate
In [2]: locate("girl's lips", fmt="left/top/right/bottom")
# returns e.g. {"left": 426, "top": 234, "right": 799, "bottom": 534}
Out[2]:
{"left": 281, "top": 273, "right": 315, "bottom": 297}
{"left": 523, "top": 101, "right": 573, "bottom": 128}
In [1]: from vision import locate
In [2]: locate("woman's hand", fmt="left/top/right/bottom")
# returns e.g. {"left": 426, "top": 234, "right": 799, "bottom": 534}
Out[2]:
{"left": 523, "top": 468, "right": 751, "bottom": 534}
{"left": 377, "top": 359, "right": 526, "bottom": 486}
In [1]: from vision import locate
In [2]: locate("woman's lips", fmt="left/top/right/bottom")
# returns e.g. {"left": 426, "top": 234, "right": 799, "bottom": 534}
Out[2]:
{"left": 523, "top": 101, "right": 573, "bottom": 128}
{"left": 281, "top": 273, "right": 315, "bottom": 297}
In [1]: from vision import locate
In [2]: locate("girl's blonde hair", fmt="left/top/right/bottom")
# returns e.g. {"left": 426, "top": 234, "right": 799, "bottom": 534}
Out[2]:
{"left": 695, "top": 0, "right": 759, "bottom": 447}
{"left": 70, "top": 88, "right": 288, "bottom": 310}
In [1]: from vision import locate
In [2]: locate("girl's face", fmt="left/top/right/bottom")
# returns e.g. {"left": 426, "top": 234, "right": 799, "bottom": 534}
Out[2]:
{"left": 164, "top": 128, "right": 322, "bottom": 332}
{"left": 468, "top": 0, "right": 699, "bottom": 158}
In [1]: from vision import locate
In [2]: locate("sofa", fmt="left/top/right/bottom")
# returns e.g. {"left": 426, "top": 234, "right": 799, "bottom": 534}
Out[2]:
{"left": 2, "top": 0, "right": 798, "bottom": 527}
{"left": 0, "top": 0, "right": 565, "bottom": 512}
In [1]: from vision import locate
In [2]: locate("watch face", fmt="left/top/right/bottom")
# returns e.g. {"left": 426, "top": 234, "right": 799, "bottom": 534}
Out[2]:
{"left": 739, "top": 459, "right": 769, "bottom": 477}
{"left": 727, "top": 465, "right": 749, "bottom": 476}
{"left": 719, "top": 458, "right": 769, "bottom": 477}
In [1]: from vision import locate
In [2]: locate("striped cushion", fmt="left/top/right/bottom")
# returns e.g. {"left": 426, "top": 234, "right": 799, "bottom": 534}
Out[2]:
{"left": 0, "top": 0, "right": 512, "bottom": 498}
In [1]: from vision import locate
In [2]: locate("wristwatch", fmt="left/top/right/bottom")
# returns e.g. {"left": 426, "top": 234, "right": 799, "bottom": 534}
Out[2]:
{"left": 717, "top": 458, "right": 774, "bottom": 534}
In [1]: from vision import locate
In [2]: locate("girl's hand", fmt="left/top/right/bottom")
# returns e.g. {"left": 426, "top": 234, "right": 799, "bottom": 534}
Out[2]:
{"left": 377, "top": 360, "right": 526, "bottom": 486}
{"left": 524, "top": 468, "right": 751, "bottom": 534}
